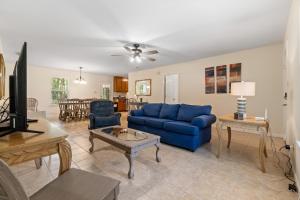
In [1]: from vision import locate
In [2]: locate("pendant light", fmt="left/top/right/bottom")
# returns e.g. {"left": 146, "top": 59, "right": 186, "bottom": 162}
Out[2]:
{"left": 74, "top": 67, "right": 87, "bottom": 84}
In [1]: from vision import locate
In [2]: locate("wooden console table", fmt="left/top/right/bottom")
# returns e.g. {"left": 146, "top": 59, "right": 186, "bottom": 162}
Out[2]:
{"left": 216, "top": 114, "right": 269, "bottom": 172}
{"left": 0, "top": 119, "right": 72, "bottom": 176}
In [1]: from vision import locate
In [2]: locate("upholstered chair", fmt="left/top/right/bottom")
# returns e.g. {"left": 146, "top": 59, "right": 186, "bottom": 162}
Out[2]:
{"left": 89, "top": 100, "right": 121, "bottom": 129}
{"left": 0, "top": 159, "right": 120, "bottom": 200}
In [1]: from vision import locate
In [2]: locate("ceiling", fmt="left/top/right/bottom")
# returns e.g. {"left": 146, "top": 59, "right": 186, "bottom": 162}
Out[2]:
{"left": 0, "top": 0, "right": 291, "bottom": 75}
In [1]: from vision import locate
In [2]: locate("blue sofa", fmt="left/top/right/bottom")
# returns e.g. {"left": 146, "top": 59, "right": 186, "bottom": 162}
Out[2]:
{"left": 128, "top": 103, "right": 216, "bottom": 151}
{"left": 89, "top": 100, "right": 121, "bottom": 129}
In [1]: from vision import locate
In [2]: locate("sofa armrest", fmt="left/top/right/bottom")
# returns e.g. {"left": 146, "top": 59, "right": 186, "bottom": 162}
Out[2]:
{"left": 191, "top": 115, "right": 216, "bottom": 129}
{"left": 130, "top": 109, "right": 144, "bottom": 116}
{"left": 89, "top": 113, "right": 96, "bottom": 129}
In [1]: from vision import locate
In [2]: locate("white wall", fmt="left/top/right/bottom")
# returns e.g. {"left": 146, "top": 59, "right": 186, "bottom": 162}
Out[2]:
{"left": 5, "top": 63, "right": 114, "bottom": 117}
{"left": 129, "top": 43, "right": 284, "bottom": 136}
{"left": 285, "top": 0, "right": 300, "bottom": 190}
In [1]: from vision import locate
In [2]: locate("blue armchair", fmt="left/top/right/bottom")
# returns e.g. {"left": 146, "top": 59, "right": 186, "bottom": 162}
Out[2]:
{"left": 89, "top": 100, "right": 121, "bottom": 129}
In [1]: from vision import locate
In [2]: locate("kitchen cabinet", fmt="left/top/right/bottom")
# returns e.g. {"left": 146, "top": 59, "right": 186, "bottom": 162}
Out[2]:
{"left": 114, "top": 76, "right": 128, "bottom": 92}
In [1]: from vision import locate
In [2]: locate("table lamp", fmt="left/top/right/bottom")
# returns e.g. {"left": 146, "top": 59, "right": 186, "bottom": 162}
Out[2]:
{"left": 231, "top": 81, "right": 256, "bottom": 119}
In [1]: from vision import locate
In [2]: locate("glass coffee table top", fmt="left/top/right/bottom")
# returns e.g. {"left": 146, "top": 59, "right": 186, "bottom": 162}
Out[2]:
{"left": 101, "top": 127, "right": 148, "bottom": 141}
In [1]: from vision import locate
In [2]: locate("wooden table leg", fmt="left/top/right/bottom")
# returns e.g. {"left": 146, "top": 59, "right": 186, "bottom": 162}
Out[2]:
{"left": 264, "top": 125, "right": 269, "bottom": 158}
{"left": 58, "top": 140, "right": 72, "bottom": 176}
{"left": 89, "top": 132, "right": 95, "bottom": 153}
{"left": 125, "top": 152, "right": 135, "bottom": 179}
{"left": 216, "top": 121, "right": 222, "bottom": 158}
{"left": 264, "top": 144, "right": 268, "bottom": 158}
{"left": 34, "top": 158, "right": 42, "bottom": 169}
{"left": 155, "top": 144, "right": 161, "bottom": 162}
{"left": 227, "top": 127, "right": 232, "bottom": 148}
{"left": 258, "top": 129, "right": 266, "bottom": 173}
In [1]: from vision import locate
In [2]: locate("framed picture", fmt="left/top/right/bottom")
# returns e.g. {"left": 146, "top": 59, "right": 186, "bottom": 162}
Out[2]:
{"left": 205, "top": 67, "right": 215, "bottom": 94}
{"left": 229, "top": 63, "right": 242, "bottom": 93}
{"left": 216, "top": 65, "right": 227, "bottom": 93}
{"left": 135, "top": 79, "right": 151, "bottom": 96}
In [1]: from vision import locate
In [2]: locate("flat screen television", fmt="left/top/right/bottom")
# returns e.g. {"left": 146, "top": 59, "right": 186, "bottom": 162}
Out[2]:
{"left": 0, "top": 42, "right": 43, "bottom": 137}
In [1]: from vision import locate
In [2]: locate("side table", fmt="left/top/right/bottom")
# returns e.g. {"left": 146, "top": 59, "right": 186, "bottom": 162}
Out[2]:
{"left": 216, "top": 114, "right": 269, "bottom": 172}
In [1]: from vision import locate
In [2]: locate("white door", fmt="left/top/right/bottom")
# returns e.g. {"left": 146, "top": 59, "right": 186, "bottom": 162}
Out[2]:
{"left": 164, "top": 74, "right": 179, "bottom": 104}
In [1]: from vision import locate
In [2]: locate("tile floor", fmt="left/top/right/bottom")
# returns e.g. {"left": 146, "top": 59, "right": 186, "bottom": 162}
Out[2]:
{"left": 10, "top": 113, "right": 298, "bottom": 200}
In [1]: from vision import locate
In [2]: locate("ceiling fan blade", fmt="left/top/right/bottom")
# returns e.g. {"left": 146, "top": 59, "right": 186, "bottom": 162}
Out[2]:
{"left": 147, "top": 57, "right": 156, "bottom": 62}
{"left": 110, "top": 54, "right": 123, "bottom": 56}
{"left": 124, "top": 46, "right": 132, "bottom": 52}
{"left": 143, "top": 50, "right": 159, "bottom": 55}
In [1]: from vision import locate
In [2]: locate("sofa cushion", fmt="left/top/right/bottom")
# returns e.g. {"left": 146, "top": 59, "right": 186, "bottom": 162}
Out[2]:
{"left": 127, "top": 116, "right": 147, "bottom": 125}
{"left": 130, "top": 109, "right": 144, "bottom": 116}
{"left": 177, "top": 104, "right": 212, "bottom": 122}
{"left": 144, "top": 117, "right": 172, "bottom": 129}
{"left": 142, "top": 103, "right": 162, "bottom": 117}
{"left": 159, "top": 104, "right": 180, "bottom": 120}
{"left": 163, "top": 121, "right": 199, "bottom": 136}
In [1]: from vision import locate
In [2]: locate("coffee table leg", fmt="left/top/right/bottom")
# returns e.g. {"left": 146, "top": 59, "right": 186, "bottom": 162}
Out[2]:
{"left": 155, "top": 144, "right": 161, "bottom": 162}
{"left": 125, "top": 153, "right": 134, "bottom": 179}
{"left": 34, "top": 158, "right": 42, "bottom": 169}
{"left": 89, "top": 132, "right": 94, "bottom": 153}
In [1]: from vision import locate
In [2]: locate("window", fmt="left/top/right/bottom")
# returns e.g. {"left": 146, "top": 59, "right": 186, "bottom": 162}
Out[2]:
{"left": 51, "top": 78, "right": 68, "bottom": 103}
{"left": 102, "top": 84, "right": 110, "bottom": 100}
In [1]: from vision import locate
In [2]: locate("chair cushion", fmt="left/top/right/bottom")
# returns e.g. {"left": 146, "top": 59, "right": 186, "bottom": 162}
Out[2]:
{"left": 30, "top": 168, "right": 120, "bottom": 200}
{"left": 142, "top": 103, "right": 162, "bottom": 117}
{"left": 177, "top": 104, "right": 212, "bottom": 122}
{"left": 144, "top": 117, "right": 172, "bottom": 129}
{"left": 159, "top": 104, "right": 180, "bottom": 120}
{"left": 163, "top": 121, "right": 199, "bottom": 136}
{"left": 94, "top": 115, "right": 120, "bottom": 127}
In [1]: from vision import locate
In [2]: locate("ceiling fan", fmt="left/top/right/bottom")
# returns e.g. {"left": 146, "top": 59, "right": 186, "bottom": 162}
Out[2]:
{"left": 111, "top": 43, "right": 159, "bottom": 63}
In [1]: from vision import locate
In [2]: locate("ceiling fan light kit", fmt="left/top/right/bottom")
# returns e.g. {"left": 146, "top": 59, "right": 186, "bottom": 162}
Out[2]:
{"left": 113, "top": 43, "right": 159, "bottom": 63}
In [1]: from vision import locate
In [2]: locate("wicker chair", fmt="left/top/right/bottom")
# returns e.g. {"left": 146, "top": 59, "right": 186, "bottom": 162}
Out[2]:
{"left": 27, "top": 98, "right": 38, "bottom": 112}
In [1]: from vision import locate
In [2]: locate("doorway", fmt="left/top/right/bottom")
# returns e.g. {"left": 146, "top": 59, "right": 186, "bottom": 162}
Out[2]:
{"left": 164, "top": 74, "right": 179, "bottom": 104}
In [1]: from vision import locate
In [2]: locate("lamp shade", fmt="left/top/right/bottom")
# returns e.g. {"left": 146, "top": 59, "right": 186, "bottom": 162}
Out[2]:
{"left": 231, "top": 81, "right": 255, "bottom": 96}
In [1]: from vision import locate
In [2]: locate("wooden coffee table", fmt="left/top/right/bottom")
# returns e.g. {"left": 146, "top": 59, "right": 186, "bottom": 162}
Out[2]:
{"left": 89, "top": 127, "right": 161, "bottom": 179}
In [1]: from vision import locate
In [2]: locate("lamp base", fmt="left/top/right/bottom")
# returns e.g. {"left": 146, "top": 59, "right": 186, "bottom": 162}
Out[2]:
{"left": 236, "top": 96, "right": 247, "bottom": 120}
{"left": 234, "top": 112, "right": 244, "bottom": 120}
